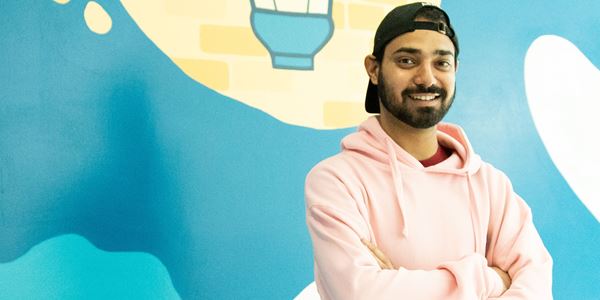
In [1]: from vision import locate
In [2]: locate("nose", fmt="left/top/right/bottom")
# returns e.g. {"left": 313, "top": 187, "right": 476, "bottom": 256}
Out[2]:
{"left": 413, "top": 63, "right": 437, "bottom": 88}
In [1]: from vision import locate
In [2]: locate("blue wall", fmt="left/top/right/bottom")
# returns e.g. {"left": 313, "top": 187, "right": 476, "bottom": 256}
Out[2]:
{"left": 0, "top": 0, "right": 598, "bottom": 299}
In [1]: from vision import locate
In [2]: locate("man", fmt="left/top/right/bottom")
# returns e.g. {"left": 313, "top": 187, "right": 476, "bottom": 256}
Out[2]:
{"left": 304, "top": 2, "right": 553, "bottom": 299}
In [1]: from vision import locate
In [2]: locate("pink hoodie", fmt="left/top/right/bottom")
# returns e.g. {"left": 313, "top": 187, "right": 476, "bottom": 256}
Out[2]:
{"left": 305, "top": 117, "right": 552, "bottom": 299}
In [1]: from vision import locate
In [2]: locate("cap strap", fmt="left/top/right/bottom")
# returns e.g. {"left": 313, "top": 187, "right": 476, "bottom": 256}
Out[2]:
{"left": 412, "top": 21, "right": 455, "bottom": 38}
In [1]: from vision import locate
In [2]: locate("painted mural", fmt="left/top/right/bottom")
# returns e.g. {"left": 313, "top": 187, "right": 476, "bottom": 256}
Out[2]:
{"left": 0, "top": 0, "right": 598, "bottom": 299}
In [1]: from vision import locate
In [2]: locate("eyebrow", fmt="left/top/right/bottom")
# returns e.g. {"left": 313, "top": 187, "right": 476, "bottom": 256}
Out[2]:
{"left": 435, "top": 49, "right": 455, "bottom": 57}
{"left": 391, "top": 47, "right": 455, "bottom": 57}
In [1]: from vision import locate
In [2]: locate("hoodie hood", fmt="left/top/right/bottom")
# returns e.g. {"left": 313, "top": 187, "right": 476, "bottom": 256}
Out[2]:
{"left": 341, "top": 116, "right": 483, "bottom": 243}
{"left": 342, "top": 116, "right": 482, "bottom": 175}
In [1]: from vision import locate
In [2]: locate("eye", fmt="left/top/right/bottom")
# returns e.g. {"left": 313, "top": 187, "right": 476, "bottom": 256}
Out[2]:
{"left": 396, "top": 57, "right": 416, "bottom": 67}
{"left": 436, "top": 60, "right": 453, "bottom": 70}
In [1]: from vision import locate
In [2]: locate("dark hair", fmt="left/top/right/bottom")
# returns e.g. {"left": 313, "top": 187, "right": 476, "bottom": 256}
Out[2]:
{"left": 374, "top": 7, "right": 451, "bottom": 63}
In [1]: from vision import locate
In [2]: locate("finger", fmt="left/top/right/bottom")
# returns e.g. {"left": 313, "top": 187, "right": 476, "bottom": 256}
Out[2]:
{"left": 362, "top": 239, "right": 386, "bottom": 268}
{"left": 361, "top": 238, "right": 373, "bottom": 249}
{"left": 371, "top": 250, "right": 387, "bottom": 268}
{"left": 362, "top": 239, "right": 395, "bottom": 269}
{"left": 379, "top": 251, "right": 394, "bottom": 269}
{"left": 362, "top": 239, "right": 387, "bottom": 265}
{"left": 491, "top": 267, "right": 511, "bottom": 288}
{"left": 362, "top": 239, "right": 381, "bottom": 258}
{"left": 369, "top": 244, "right": 390, "bottom": 265}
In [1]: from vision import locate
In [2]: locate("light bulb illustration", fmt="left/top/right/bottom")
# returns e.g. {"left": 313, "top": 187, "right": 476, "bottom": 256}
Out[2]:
{"left": 250, "top": 0, "right": 334, "bottom": 70}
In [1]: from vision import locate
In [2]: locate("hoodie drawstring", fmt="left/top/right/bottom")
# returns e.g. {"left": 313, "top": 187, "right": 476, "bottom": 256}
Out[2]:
{"left": 385, "top": 138, "right": 483, "bottom": 250}
{"left": 385, "top": 139, "right": 408, "bottom": 238}
{"left": 466, "top": 174, "right": 483, "bottom": 254}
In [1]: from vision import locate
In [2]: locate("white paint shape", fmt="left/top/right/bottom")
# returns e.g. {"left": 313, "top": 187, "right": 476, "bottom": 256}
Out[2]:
{"left": 253, "top": 0, "right": 276, "bottom": 10}
{"left": 275, "top": 0, "right": 309, "bottom": 13}
{"left": 308, "top": 0, "right": 329, "bottom": 14}
{"left": 294, "top": 281, "right": 320, "bottom": 300}
{"left": 525, "top": 35, "right": 600, "bottom": 222}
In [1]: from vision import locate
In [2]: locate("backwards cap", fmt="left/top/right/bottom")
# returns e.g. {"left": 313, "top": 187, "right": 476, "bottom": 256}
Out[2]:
{"left": 365, "top": 2, "right": 459, "bottom": 113}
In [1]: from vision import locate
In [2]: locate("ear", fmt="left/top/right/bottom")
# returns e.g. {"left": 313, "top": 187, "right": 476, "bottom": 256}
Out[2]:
{"left": 364, "top": 54, "right": 380, "bottom": 85}
{"left": 455, "top": 59, "right": 460, "bottom": 73}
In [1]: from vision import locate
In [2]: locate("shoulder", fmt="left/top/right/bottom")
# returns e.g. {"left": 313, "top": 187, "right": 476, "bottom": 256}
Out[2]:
{"left": 478, "top": 161, "right": 510, "bottom": 183}
{"left": 305, "top": 153, "right": 366, "bottom": 207}
{"left": 476, "top": 161, "right": 520, "bottom": 205}
{"left": 306, "top": 153, "right": 356, "bottom": 186}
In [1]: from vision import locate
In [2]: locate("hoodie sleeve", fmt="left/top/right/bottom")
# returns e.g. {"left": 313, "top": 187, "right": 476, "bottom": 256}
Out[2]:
{"left": 305, "top": 164, "right": 506, "bottom": 300}
{"left": 485, "top": 171, "right": 553, "bottom": 299}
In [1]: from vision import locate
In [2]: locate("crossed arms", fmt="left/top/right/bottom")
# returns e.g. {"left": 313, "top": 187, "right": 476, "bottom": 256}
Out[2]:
{"left": 305, "top": 167, "right": 553, "bottom": 300}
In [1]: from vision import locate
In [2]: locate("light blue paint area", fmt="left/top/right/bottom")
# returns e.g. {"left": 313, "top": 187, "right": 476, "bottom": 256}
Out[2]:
{"left": 0, "top": 0, "right": 598, "bottom": 299}
{"left": 250, "top": 5, "right": 334, "bottom": 70}
{"left": 441, "top": 0, "right": 600, "bottom": 298}
{"left": 273, "top": 54, "right": 314, "bottom": 70}
{"left": 0, "top": 234, "right": 180, "bottom": 300}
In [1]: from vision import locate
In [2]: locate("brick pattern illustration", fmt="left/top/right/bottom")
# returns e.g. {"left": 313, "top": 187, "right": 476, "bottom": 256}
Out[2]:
{"left": 122, "top": 0, "right": 441, "bottom": 128}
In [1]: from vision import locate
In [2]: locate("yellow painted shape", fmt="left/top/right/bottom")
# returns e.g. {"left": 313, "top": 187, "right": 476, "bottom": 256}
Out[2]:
{"left": 84, "top": 1, "right": 112, "bottom": 35}
{"left": 332, "top": 2, "right": 345, "bottom": 29}
{"left": 319, "top": 30, "right": 372, "bottom": 61}
{"left": 348, "top": 4, "right": 386, "bottom": 30}
{"left": 53, "top": 0, "right": 70, "bottom": 4}
{"left": 121, "top": 0, "right": 399, "bottom": 128}
{"left": 175, "top": 59, "right": 230, "bottom": 91}
{"left": 199, "top": 25, "right": 268, "bottom": 56}
{"left": 366, "top": 0, "right": 441, "bottom": 6}
{"left": 166, "top": 0, "right": 226, "bottom": 21}
{"left": 324, "top": 101, "right": 370, "bottom": 128}
{"left": 365, "top": 0, "right": 411, "bottom": 5}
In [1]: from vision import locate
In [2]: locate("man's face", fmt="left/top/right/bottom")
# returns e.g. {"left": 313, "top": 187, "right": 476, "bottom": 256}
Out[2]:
{"left": 376, "top": 29, "right": 457, "bottom": 129}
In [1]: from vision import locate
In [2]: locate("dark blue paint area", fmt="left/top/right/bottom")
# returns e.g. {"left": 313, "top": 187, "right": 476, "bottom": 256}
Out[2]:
{"left": 0, "top": 0, "right": 350, "bottom": 298}
{"left": 0, "top": 0, "right": 598, "bottom": 299}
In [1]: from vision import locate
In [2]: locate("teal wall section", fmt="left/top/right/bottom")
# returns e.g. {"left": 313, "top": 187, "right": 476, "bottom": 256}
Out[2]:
{"left": 0, "top": 0, "right": 598, "bottom": 299}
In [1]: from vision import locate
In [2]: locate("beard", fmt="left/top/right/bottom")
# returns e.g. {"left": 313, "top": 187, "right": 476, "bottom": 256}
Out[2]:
{"left": 377, "top": 72, "right": 455, "bottom": 129}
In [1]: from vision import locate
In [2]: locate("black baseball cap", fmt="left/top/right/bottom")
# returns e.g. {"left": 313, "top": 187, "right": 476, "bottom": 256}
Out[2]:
{"left": 365, "top": 2, "right": 459, "bottom": 113}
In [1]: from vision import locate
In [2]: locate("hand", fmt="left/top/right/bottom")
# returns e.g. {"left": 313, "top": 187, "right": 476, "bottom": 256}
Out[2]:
{"left": 491, "top": 266, "right": 512, "bottom": 291}
{"left": 361, "top": 239, "right": 395, "bottom": 269}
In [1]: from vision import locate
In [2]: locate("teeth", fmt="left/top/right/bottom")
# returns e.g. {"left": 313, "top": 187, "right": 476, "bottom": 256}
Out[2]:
{"left": 410, "top": 94, "right": 439, "bottom": 101}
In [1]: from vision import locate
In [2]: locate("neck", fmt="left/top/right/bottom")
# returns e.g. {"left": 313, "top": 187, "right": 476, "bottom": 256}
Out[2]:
{"left": 377, "top": 113, "right": 439, "bottom": 161}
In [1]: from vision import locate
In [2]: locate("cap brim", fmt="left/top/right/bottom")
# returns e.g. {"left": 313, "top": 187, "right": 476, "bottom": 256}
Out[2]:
{"left": 365, "top": 81, "right": 380, "bottom": 113}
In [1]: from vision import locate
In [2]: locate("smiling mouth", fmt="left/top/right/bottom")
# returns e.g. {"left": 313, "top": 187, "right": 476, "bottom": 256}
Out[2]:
{"left": 408, "top": 94, "right": 441, "bottom": 101}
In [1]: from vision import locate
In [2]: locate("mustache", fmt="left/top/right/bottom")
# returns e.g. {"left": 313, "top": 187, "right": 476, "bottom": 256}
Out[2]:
{"left": 402, "top": 85, "right": 447, "bottom": 98}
